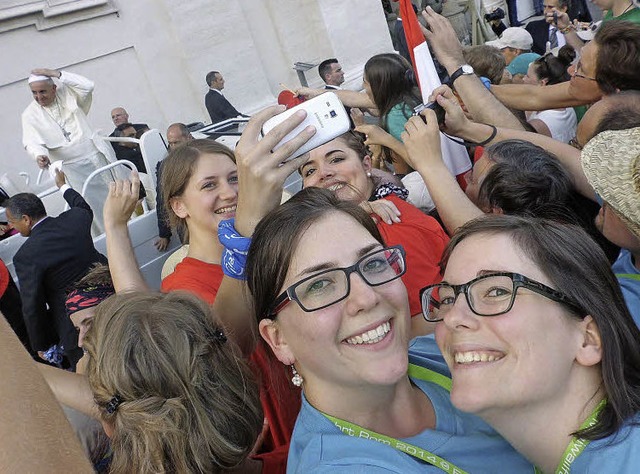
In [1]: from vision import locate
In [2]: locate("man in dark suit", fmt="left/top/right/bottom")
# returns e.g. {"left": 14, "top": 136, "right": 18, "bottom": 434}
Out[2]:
{"left": 5, "top": 170, "right": 107, "bottom": 369}
{"left": 205, "top": 71, "right": 248, "bottom": 124}
{"left": 526, "top": 0, "right": 570, "bottom": 55}
{"left": 318, "top": 58, "right": 345, "bottom": 90}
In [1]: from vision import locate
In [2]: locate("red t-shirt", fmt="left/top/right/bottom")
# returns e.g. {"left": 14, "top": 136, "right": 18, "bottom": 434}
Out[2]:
{"left": 161, "top": 257, "right": 299, "bottom": 474}
{"left": 374, "top": 195, "right": 449, "bottom": 316}
{"left": 161, "top": 257, "right": 225, "bottom": 299}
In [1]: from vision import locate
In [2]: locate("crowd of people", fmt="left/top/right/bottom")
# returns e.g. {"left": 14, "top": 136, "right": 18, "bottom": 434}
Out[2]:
{"left": 2, "top": 2, "right": 640, "bottom": 473}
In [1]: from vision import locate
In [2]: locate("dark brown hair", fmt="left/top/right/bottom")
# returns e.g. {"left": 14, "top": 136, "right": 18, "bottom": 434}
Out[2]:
{"left": 594, "top": 21, "right": 640, "bottom": 95}
{"left": 246, "top": 187, "right": 384, "bottom": 322}
{"left": 364, "top": 53, "right": 421, "bottom": 131}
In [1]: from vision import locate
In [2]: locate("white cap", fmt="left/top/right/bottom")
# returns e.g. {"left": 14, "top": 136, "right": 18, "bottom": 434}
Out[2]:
{"left": 28, "top": 74, "right": 52, "bottom": 84}
{"left": 486, "top": 27, "right": 533, "bottom": 50}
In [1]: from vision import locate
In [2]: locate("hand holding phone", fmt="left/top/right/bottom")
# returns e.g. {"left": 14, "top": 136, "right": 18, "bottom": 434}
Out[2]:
{"left": 414, "top": 101, "right": 446, "bottom": 126}
{"left": 261, "top": 92, "right": 350, "bottom": 161}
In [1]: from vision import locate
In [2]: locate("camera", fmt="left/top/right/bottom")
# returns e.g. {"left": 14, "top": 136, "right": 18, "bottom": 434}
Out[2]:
{"left": 414, "top": 101, "right": 446, "bottom": 126}
{"left": 484, "top": 7, "right": 505, "bottom": 22}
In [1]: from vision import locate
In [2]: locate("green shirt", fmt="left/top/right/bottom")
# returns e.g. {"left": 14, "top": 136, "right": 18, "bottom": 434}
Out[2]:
{"left": 603, "top": 6, "right": 640, "bottom": 24}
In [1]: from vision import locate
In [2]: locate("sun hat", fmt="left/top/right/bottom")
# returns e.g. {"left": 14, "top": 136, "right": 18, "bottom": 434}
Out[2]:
{"left": 581, "top": 127, "right": 640, "bottom": 236}
{"left": 486, "top": 27, "right": 533, "bottom": 51}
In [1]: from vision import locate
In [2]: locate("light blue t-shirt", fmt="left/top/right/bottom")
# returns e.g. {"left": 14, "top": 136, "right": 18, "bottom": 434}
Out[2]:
{"left": 569, "top": 414, "right": 640, "bottom": 473}
{"left": 385, "top": 102, "right": 414, "bottom": 143}
{"left": 613, "top": 249, "right": 640, "bottom": 327}
{"left": 286, "top": 336, "right": 532, "bottom": 473}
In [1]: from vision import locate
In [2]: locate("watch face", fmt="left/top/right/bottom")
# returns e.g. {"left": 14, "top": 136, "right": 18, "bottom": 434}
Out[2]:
{"left": 462, "top": 65, "right": 474, "bottom": 74}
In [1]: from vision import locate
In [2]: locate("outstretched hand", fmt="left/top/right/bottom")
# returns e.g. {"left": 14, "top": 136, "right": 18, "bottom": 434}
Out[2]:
{"left": 103, "top": 171, "right": 141, "bottom": 229}
{"left": 421, "top": 7, "right": 465, "bottom": 72}
{"left": 363, "top": 199, "right": 402, "bottom": 225}
{"left": 234, "top": 105, "right": 317, "bottom": 236}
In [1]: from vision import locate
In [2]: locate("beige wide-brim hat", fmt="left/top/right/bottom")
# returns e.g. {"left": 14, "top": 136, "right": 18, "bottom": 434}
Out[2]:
{"left": 581, "top": 127, "right": 640, "bottom": 236}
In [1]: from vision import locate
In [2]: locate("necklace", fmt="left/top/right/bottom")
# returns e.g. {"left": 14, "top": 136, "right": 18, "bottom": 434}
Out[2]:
{"left": 42, "top": 98, "right": 71, "bottom": 142}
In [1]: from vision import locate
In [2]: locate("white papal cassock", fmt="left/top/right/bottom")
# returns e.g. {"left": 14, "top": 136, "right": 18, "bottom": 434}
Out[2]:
{"left": 21, "top": 71, "right": 117, "bottom": 234}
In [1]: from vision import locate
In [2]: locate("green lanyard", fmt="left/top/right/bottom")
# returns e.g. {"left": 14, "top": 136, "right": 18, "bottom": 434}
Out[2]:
{"left": 322, "top": 364, "right": 468, "bottom": 474}
{"left": 616, "top": 273, "right": 640, "bottom": 281}
{"left": 534, "top": 400, "right": 607, "bottom": 474}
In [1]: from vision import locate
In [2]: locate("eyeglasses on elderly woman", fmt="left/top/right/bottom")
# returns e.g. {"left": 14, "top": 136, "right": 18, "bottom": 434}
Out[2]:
{"left": 270, "top": 245, "right": 406, "bottom": 316}
{"left": 420, "top": 272, "right": 583, "bottom": 322}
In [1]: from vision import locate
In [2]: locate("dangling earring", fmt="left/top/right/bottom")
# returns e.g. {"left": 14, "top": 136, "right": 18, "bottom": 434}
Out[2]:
{"left": 366, "top": 171, "right": 372, "bottom": 178}
{"left": 291, "top": 365, "right": 303, "bottom": 387}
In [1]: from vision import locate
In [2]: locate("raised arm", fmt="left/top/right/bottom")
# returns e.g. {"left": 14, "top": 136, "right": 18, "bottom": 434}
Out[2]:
{"left": 37, "top": 363, "right": 99, "bottom": 419}
{"left": 103, "top": 173, "right": 150, "bottom": 292}
{"left": 431, "top": 86, "right": 594, "bottom": 200}
{"left": 491, "top": 81, "right": 598, "bottom": 111}
{"left": 421, "top": 7, "right": 524, "bottom": 130}
{"left": 213, "top": 106, "right": 316, "bottom": 356}
{"left": 296, "top": 87, "right": 376, "bottom": 109}
{"left": 401, "top": 91, "right": 483, "bottom": 234}
{"left": 0, "top": 313, "right": 93, "bottom": 472}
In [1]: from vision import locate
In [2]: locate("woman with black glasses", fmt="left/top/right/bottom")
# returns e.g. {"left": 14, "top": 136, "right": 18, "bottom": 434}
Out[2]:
{"left": 422, "top": 214, "right": 640, "bottom": 472}
{"left": 246, "top": 187, "right": 532, "bottom": 473}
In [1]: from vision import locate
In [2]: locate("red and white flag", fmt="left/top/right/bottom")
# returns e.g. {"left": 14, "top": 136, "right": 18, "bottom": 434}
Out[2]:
{"left": 398, "top": 0, "right": 471, "bottom": 176}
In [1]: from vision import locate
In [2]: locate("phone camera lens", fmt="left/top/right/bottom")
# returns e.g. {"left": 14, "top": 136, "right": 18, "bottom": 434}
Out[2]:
{"left": 330, "top": 110, "right": 337, "bottom": 118}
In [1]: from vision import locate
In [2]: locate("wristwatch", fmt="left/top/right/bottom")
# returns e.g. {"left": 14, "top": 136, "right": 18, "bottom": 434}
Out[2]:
{"left": 448, "top": 64, "right": 474, "bottom": 85}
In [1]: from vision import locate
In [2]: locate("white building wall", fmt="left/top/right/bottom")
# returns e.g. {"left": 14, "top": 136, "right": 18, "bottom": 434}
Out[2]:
{"left": 0, "top": 0, "right": 393, "bottom": 197}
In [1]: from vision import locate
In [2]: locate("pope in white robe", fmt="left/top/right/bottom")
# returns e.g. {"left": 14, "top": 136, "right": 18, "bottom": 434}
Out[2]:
{"left": 21, "top": 68, "right": 117, "bottom": 234}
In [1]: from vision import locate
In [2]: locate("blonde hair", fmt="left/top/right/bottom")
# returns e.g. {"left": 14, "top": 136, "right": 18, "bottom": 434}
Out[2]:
{"left": 160, "top": 139, "right": 236, "bottom": 242}
{"left": 84, "top": 291, "right": 262, "bottom": 473}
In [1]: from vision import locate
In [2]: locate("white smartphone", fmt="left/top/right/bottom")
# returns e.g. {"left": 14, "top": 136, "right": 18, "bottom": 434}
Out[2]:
{"left": 262, "top": 92, "right": 350, "bottom": 161}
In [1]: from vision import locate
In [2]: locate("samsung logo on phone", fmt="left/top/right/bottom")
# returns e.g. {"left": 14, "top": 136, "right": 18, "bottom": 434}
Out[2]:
{"left": 313, "top": 111, "right": 327, "bottom": 129}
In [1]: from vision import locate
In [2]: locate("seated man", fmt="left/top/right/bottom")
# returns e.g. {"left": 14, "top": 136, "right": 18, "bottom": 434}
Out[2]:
{"left": 5, "top": 170, "right": 107, "bottom": 369}
{"left": 109, "top": 107, "right": 148, "bottom": 136}
{"left": 112, "top": 122, "right": 147, "bottom": 173}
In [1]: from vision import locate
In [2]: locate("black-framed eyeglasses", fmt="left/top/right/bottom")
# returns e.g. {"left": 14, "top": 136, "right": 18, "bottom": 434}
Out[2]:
{"left": 270, "top": 245, "right": 406, "bottom": 316}
{"left": 420, "top": 272, "right": 583, "bottom": 322}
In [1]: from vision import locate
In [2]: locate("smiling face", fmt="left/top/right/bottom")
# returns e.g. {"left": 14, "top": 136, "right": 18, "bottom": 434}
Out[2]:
{"left": 30, "top": 80, "right": 57, "bottom": 107}
{"left": 260, "top": 212, "right": 411, "bottom": 397}
{"left": 301, "top": 137, "right": 373, "bottom": 202}
{"left": 170, "top": 153, "right": 238, "bottom": 235}
{"left": 434, "top": 232, "right": 592, "bottom": 417}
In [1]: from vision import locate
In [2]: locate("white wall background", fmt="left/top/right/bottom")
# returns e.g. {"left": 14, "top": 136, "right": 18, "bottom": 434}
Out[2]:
{"left": 0, "top": 0, "right": 393, "bottom": 198}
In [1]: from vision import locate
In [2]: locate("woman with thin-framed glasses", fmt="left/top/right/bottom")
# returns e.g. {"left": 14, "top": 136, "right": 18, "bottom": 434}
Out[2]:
{"left": 423, "top": 214, "right": 640, "bottom": 472}
{"left": 246, "top": 187, "right": 532, "bottom": 473}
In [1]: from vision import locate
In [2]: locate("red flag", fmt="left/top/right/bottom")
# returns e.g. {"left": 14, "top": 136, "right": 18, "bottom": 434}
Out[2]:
{"left": 398, "top": 0, "right": 472, "bottom": 177}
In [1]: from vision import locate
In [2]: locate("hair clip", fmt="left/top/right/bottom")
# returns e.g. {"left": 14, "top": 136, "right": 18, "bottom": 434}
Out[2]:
{"left": 213, "top": 329, "right": 227, "bottom": 343}
{"left": 106, "top": 395, "right": 123, "bottom": 414}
